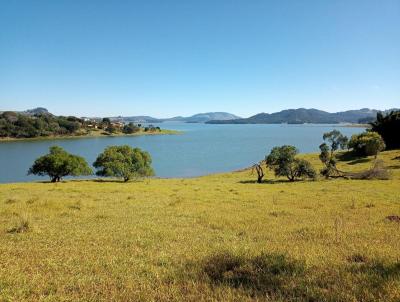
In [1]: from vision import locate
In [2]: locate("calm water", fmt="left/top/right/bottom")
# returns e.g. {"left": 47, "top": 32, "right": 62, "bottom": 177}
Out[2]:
{"left": 0, "top": 123, "right": 364, "bottom": 183}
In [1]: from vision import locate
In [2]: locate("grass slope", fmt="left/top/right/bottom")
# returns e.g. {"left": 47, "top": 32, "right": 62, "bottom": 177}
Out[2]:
{"left": 0, "top": 151, "right": 399, "bottom": 301}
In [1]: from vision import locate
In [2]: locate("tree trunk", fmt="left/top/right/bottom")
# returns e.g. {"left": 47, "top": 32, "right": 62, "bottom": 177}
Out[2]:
{"left": 253, "top": 163, "right": 264, "bottom": 183}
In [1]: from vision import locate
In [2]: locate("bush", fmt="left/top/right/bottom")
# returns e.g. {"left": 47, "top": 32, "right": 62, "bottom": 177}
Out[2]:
{"left": 93, "top": 145, "right": 154, "bottom": 182}
{"left": 122, "top": 123, "right": 140, "bottom": 134}
{"left": 7, "top": 214, "right": 30, "bottom": 234}
{"left": 349, "top": 132, "right": 386, "bottom": 157}
{"left": 265, "top": 145, "right": 316, "bottom": 181}
{"left": 105, "top": 125, "right": 117, "bottom": 133}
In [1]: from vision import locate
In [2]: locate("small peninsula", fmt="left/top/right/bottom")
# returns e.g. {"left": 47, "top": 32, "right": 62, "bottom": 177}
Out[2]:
{"left": 0, "top": 108, "right": 179, "bottom": 142}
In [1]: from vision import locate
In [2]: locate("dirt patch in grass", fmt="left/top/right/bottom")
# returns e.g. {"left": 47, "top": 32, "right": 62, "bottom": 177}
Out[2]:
{"left": 347, "top": 253, "right": 369, "bottom": 263}
{"left": 386, "top": 215, "right": 400, "bottom": 223}
{"left": 4, "top": 198, "right": 17, "bottom": 204}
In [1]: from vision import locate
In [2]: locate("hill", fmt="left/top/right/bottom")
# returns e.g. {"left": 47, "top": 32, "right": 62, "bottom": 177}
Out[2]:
{"left": 173, "top": 112, "right": 241, "bottom": 123}
{"left": 1, "top": 150, "right": 399, "bottom": 301}
{"left": 114, "top": 112, "right": 241, "bottom": 123}
{"left": 0, "top": 107, "right": 51, "bottom": 116}
{"left": 206, "top": 108, "right": 397, "bottom": 124}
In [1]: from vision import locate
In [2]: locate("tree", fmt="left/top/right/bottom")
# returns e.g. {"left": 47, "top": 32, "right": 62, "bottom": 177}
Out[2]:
{"left": 349, "top": 132, "right": 386, "bottom": 157}
{"left": 322, "top": 130, "right": 348, "bottom": 156}
{"left": 102, "top": 118, "right": 111, "bottom": 124}
{"left": 265, "top": 145, "right": 316, "bottom": 181}
{"left": 319, "top": 130, "right": 348, "bottom": 178}
{"left": 122, "top": 122, "right": 140, "bottom": 134}
{"left": 252, "top": 162, "right": 264, "bottom": 183}
{"left": 93, "top": 145, "right": 154, "bottom": 182}
{"left": 370, "top": 110, "right": 400, "bottom": 150}
{"left": 28, "top": 146, "right": 92, "bottom": 182}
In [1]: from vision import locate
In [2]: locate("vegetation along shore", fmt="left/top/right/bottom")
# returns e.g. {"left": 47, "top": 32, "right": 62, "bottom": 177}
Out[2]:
{"left": 0, "top": 109, "right": 180, "bottom": 142}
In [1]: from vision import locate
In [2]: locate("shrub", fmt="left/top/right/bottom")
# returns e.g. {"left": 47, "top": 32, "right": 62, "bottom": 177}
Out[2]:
{"left": 265, "top": 145, "right": 316, "bottom": 181}
{"left": 105, "top": 125, "right": 117, "bottom": 133}
{"left": 7, "top": 214, "right": 30, "bottom": 233}
{"left": 122, "top": 122, "right": 140, "bottom": 134}
{"left": 349, "top": 132, "right": 386, "bottom": 157}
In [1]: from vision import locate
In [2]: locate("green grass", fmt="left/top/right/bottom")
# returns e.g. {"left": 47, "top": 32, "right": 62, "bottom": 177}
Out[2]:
{"left": 0, "top": 150, "right": 399, "bottom": 301}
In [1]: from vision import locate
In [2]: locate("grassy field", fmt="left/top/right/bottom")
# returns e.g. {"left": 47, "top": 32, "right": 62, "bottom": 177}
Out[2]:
{"left": 0, "top": 128, "right": 180, "bottom": 143}
{"left": 0, "top": 150, "right": 399, "bottom": 301}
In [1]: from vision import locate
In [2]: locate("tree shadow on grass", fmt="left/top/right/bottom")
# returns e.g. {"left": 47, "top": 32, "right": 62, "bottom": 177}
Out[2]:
{"left": 388, "top": 156, "right": 400, "bottom": 169}
{"left": 186, "top": 252, "right": 400, "bottom": 301}
{"left": 346, "top": 158, "right": 371, "bottom": 165}
{"left": 336, "top": 151, "right": 371, "bottom": 164}
{"left": 201, "top": 252, "right": 306, "bottom": 299}
{"left": 347, "top": 259, "right": 400, "bottom": 296}
{"left": 238, "top": 179, "right": 308, "bottom": 185}
{"left": 91, "top": 178, "right": 125, "bottom": 183}
{"left": 336, "top": 151, "right": 373, "bottom": 165}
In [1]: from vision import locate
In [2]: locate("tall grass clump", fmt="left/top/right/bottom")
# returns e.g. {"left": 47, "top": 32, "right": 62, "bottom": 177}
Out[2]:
{"left": 7, "top": 213, "right": 30, "bottom": 234}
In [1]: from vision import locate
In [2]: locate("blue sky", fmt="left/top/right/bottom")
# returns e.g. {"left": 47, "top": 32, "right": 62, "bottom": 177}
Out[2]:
{"left": 0, "top": 0, "right": 399, "bottom": 117}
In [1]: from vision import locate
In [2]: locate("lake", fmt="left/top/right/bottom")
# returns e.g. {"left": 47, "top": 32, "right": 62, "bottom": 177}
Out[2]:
{"left": 0, "top": 123, "right": 364, "bottom": 183}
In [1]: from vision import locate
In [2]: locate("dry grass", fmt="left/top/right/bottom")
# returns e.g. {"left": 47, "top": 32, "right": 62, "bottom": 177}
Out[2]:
{"left": 0, "top": 150, "right": 399, "bottom": 301}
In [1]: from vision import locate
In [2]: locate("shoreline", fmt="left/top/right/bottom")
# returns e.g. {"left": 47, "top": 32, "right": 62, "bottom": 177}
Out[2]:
{"left": 1, "top": 150, "right": 396, "bottom": 185}
{"left": 0, "top": 129, "right": 182, "bottom": 143}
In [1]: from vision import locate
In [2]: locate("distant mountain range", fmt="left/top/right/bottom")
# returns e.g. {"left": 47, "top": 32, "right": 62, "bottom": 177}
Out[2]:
{"left": 3, "top": 107, "right": 398, "bottom": 125}
{"left": 0, "top": 109, "right": 240, "bottom": 124}
{"left": 113, "top": 112, "right": 241, "bottom": 123}
{"left": 206, "top": 108, "right": 398, "bottom": 124}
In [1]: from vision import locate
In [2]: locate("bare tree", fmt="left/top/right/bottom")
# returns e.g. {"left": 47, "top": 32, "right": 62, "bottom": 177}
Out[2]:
{"left": 252, "top": 162, "right": 265, "bottom": 183}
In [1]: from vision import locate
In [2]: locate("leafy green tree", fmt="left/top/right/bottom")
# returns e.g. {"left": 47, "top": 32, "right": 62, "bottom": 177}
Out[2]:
{"left": 93, "top": 145, "right": 154, "bottom": 182}
{"left": 122, "top": 122, "right": 140, "bottom": 134}
{"left": 349, "top": 132, "right": 386, "bottom": 157}
{"left": 319, "top": 130, "right": 348, "bottom": 178}
{"left": 319, "top": 143, "right": 339, "bottom": 178}
{"left": 322, "top": 130, "right": 348, "bottom": 156}
{"left": 28, "top": 146, "right": 92, "bottom": 182}
{"left": 102, "top": 118, "right": 111, "bottom": 124}
{"left": 58, "top": 118, "right": 81, "bottom": 133}
{"left": 370, "top": 110, "right": 400, "bottom": 150}
{"left": 265, "top": 145, "right": 316, "bottom": 181}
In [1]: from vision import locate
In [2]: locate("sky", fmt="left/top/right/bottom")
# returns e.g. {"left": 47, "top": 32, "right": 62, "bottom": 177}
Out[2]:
{"left": 0, "top": 0, "right": 399, "bottom": 118}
